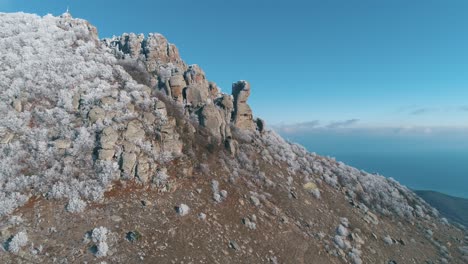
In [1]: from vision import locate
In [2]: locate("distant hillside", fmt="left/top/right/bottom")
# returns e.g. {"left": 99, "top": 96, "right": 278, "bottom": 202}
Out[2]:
{"left": 416, "top": 190, "right": 468, "bottom": 227}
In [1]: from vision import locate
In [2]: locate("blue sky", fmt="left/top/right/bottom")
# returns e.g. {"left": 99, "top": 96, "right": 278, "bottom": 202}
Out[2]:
{"left": 2, "top": 0, "right": 468, "bottom": 129}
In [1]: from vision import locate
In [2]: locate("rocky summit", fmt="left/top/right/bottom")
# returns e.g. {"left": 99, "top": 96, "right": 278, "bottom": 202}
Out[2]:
{"left": 0, "top": 12, "right": 467, "bottom": 264}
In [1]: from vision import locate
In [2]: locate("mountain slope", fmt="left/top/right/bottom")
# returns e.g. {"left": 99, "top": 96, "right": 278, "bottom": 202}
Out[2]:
{"left": 416, "top": 190, "right": 468, "bottom": 227}
{"left": 0, "top": 12, "right": 467, "bottom": 263}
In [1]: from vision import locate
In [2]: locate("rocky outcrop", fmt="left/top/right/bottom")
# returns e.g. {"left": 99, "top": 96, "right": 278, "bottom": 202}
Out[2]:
{"left": 232, "top": 81, "right": 256, "bottom": 131}
{"left": 105, "top": 33, "right": 186, "bottom": 71}
{"left": 103, "top": 35, "right": 264, "bottom": 144}
{"left": 2, "top": 13, "right": 464, "bottom": 264}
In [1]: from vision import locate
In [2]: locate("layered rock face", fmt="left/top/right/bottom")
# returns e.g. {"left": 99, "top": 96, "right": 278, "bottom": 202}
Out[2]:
{"left": 103, "top": 33, "right": 263, "bottom": 141}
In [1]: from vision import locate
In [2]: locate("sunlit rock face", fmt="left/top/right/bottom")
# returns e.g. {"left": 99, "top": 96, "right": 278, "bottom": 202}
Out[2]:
{"left": 104, "top": 32, "right": 260, "bottom": 140}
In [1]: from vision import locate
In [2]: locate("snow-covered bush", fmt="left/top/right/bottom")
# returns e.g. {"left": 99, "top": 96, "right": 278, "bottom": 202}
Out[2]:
{"left": 0, "top": 13, "right": 176, "bottom": 216}
{"left": 153, "top": 168, "right": 169, "bottom": 188}
{"left": 66, "top": 196, "right": 87, "bottom": 213}
{"left": 95, "top": 241, "right": 109, "bottom": 258}
{"left": 261, "top": 129, "right": 437, "bottom": 220}
{"left": 7, "top": 231, "right": 28, "bottom": 253}
{"left": 91, "top": 227, "right": 109, "bottom": 257}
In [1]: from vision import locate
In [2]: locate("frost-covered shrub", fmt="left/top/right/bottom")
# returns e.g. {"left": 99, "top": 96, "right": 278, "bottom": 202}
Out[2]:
{"left": 153, "top": 168, "right": 169, "bottom": 188}
{"left": 90, "top": 227, "right": 109, "bottom": 257}
{"left": 348, "top": 248, "right": 363, "bottom": 264}
{"left": 0, "top": 12, "right": 183, "bottom": 216}
{"left": 7, "top": 231, "right": 28, "bottom": 253}
{"left": 262, "top": 128, "right": 437, "bottom": 220}
{"left": 66, "top": 197, "right": 87, "bottom": 213}
{"left": 211, "top": 180, "right": 227, "bottom": 203}
{"left": 95, "top": 241, "right": 109, "bottom": 258}
{"left": 92, "top": 227, "right": 108, "bottom": 243}
{"left": 0, "top": 192, "right": 29, "bottom": 216}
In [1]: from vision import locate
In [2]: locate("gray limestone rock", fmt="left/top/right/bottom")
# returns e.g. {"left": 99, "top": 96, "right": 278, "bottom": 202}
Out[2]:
{"left": 232, "top": 81, "right": 255, "bottom": 130}
{"left": 88, "top": 107, "right": 106, "bottom": 123}
{"left": 100, "top": 127, "right": 118, "bottom": 150}
{"left": 121, "top": 152, "right": 137, "bottom": 178}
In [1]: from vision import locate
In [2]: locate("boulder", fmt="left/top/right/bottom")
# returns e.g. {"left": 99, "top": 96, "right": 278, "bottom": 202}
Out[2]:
{"left": 364, "top": 211, "right": 379, "bottom": 225}
{"left": 182, "top": 65, "right": 210, "bottom": 106}
{"left": 225, "top": 139, "right": 238, "bottom": 156}
{"left": 124, "top": 120, "right": 145, "bottom": 142}
{"left": 199, "top": 103, "right": 226, "bottom": 139}
{"left": 0, "top": 133, "right": 14, "bottom": 144}
{"left": 169, "top": 74, "right": 186, "bottom": 103}
{"left": 184, "top": 84, "right": 209, "bottom": 106}
{"left": 154, "top": 101, "right": 183, "bottom": 155}
{"left": 54, "top": 139, "right": 72, "bottom": 149}
{"left": 121, "top": 152, "right": 137, "bottom": 178}
{"left": 136, "top": 158, "right": 151, "bottom": 183}
{"left": 232, "top": 81, "right": 255, "bottom": 130}
{"left": 100, "top": 127, "right": 118, "bottom": 150}
{"left": 122, "top": 140, "right": 140, "bottom": 154}
{"left": 88, "top": 107, "right": 106, "bottom": 123}
{"left": 98, "top": 149, "right": 115, "bottom": 161}
{"left": 12, "top": 99, "right": 22, "bottom": 112}
{"left": 142, "top": 112, "right": 156, "bottom": 125}
{"left": 72, "top": 93, "right": 81, "bottom": 111}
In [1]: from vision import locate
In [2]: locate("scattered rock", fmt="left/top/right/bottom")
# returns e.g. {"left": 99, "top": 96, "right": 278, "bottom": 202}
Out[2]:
{"left": 383, "top": 235, "right": 394, "bottom": 245}
{"left": 364, "top": 211, "right": 379, "bottom": 225}
{"left": 333, "top": 235, "right": 348, "bottom": 249}
{"left": 243, "top": 217, "right": 257, "bottom": 230}
{"left": 250, "top": 196, "right": 261, "bottom": 207}
{"left": 425, "top": 229, "right": 433, "bottom": 238}
{"left": 176, "top": 204, "right": 190, "bottom": 216}
{"left": 336, "top": 224, "right": 349, "bottom": 237}
{"left": 54, "top": 139, "right": 72, "bottom": 149}
{"left": 111, "top": 215, "right": 122, "bottom": 222}
{"left": 198, "top": 213, "right": 206, "bottom": 220}
{"left": 229, "top": 240, "right": 240, "bottom": 251}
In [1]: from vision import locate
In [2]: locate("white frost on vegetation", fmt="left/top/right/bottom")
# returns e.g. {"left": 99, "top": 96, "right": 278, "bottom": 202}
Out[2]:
{"left": 91, "top": 226, "right": 109, "bottom": 257}
{"left": 0, "top": 13, "right": 164, "bottom": 216}
{"left": 259, "top": 130, "right": 438, "bottom": 220}
{"left": 7, "top": 231, "right": 29, "bottom": 253}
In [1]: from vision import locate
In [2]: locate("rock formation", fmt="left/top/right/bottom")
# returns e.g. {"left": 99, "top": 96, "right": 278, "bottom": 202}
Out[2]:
{"left": 103, "top": 33, "right": 262, "bottom": 145}
{"left": 232, "top": 80, "right": 256, "bottom": 131}
{"left": 0, "top": 12, "right": 466, "bottom": 264}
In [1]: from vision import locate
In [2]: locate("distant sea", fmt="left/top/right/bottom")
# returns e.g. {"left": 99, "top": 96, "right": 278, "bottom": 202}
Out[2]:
{"left": 282, "top": 131, "right": 468, "bottom": 199}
